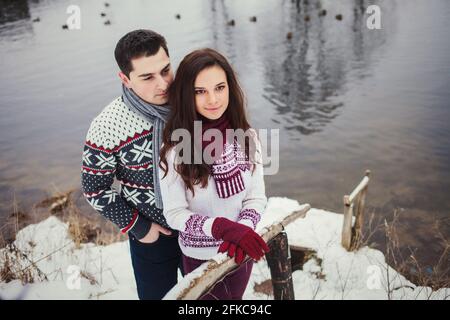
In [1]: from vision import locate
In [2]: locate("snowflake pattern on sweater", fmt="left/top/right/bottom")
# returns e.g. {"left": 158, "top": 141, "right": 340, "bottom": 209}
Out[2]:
{"left": 81, "top": 97, "right": 168, "bottom": 239}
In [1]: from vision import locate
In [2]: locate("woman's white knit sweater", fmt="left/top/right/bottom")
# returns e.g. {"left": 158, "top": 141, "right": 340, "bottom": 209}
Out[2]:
{"left": 159, "top": 137, "right": 267, "bottom": 260}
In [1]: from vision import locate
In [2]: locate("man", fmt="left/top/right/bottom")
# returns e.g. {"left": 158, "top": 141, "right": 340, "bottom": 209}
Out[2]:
{"left": 81, "top": 29, "right": 181, "bottom": 299}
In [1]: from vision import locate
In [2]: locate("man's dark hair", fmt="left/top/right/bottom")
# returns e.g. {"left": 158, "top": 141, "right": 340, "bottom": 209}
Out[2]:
{"left": 114, "top": 29, "right": 169, "bottom": 78}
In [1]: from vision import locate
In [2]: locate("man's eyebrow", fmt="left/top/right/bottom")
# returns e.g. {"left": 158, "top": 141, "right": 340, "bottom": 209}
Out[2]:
{"left": 194, "top": 82, "right": 226, "bottom": 89}
{"left": 138, "top": 63, "right": 171, "bottom": 78}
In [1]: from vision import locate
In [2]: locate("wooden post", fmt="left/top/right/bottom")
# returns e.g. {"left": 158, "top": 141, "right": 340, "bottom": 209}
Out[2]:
{"left": 266, "top": 231, "right": 295, "bottom": 300}
{"left": 351, "top": 170, "right": 370, "bottom": 250}
{"left": 351, "top": 187, "right": 367, "bottom": 250}
{"left": 342, "top": 195, "right": 353, "bottom": 251}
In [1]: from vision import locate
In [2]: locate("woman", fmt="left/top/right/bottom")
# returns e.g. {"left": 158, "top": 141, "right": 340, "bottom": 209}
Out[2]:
{"left": 159, "top": 48, "right": 268, "bottom": 300}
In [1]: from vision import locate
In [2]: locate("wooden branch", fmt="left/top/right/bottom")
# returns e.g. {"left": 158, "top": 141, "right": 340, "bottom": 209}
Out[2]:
{"left": 347, "top": 170, "right": 371, "bottom": 204}
{"left": 342, "top": 170, "right": 371, "bottom": 251}
{"left": 166, "top": 205, "right": 311, "bottom": 300}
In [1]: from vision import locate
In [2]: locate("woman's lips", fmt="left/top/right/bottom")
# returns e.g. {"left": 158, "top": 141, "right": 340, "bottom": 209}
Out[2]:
{"left": 205, "top": 106, "right": 221, "bottom": 111}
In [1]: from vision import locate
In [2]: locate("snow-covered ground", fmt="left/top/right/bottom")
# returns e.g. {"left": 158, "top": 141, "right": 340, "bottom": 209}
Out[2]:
{"left": 0, "top": 197, "right": 447, "bottom": 300}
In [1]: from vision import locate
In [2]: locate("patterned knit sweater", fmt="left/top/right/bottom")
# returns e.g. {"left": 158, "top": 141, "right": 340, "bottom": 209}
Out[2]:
{"left": 81, "top": 97, "right": 168, "bottom": 239}
{"left": 159, "top": 134, "right": 267, "bottom": 260}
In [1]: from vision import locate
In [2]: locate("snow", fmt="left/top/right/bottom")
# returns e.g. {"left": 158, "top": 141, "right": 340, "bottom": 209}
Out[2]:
{"left": 0, "top": 216, "right": 138, "bottom": 300}
{"left": 0, "top": 197, "right": 448, "bottom": 300}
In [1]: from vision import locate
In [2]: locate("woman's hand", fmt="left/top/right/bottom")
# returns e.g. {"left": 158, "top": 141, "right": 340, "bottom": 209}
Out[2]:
{"left": 218, "top": 241, "right": 247, "bottom": 264}
{"left": 212, "top": 217, "right": 269, "bottom": 261}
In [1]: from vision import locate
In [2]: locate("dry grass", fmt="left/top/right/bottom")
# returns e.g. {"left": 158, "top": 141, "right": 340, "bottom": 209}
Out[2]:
{"left": 0, "top": 195, "right": 32, "bottom": 248}
{"left": 80, "top": 270, "right": 99, "bottom": 286}
{"left": 358, "top": 209, "right": 449, "bottom": 292}
{"left": 0, "top": 188, "right": 127, "bottom": 286}
{"left": 64, "top": 197, "right": 125, "bottom": 249}
{"left": 383, "top": 210, "right": 449, "bottom": 292}
{"left": 35, "top": 191, "right": 72, "bottom": 214}
{"left": 0, "top": 243, "right": 48, "bottom": 284}
{"left": 4, "top": 188, "right": 128, "bottom": 249}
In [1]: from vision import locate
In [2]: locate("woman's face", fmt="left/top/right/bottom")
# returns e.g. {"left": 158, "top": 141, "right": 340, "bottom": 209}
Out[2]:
{"left": 194, "top": 65, "right": 229, "bottom": 120}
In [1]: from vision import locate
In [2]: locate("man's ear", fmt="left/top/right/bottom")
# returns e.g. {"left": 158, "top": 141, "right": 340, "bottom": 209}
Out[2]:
{"left": 118, "top": 72, "right": 131, "bottom": 88}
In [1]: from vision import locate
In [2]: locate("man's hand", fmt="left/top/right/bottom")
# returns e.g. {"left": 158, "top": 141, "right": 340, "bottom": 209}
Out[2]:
{"left": 138, "top": 223, "right": 172, "bottom": 243}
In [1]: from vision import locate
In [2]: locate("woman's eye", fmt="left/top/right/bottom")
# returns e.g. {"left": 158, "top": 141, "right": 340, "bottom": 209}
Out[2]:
{"left": 162, "top": 69, "right": 169, "bottom": 75}
{"left": 195, "top": 90, "right": 205, "bottom": 95}
{"left": 144, "top": 76, "right": 153, "bottom": 81}
{"left": 216, "top": 86, "right": 225, "bottom": 91}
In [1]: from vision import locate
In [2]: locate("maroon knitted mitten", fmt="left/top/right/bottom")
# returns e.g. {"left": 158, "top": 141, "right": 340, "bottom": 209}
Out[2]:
{"left": 212, "top": 217, "right": 269, "bottom": 261}
{"left": 218, "top": 241, "right": 247, "bottom": 264}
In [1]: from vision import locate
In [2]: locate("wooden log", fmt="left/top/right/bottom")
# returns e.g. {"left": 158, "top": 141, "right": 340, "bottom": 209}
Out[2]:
{"left": 266, "top": 232, "right": 295, "bottom": 300}
{"left": 166, "top": 205, "right": 311, "bottom": 300}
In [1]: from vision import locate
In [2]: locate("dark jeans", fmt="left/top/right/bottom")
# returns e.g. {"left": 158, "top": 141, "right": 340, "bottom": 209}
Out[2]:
{"left": 129, "top": 232, "right": 183, "bottom": 300}
{"left": 182, "top": 254, "right": 254, "bottom": 300}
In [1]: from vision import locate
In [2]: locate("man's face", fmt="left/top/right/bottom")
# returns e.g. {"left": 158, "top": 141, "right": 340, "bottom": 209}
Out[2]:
{"left": 119, "top": 46, "right": 174, "bottom": 105}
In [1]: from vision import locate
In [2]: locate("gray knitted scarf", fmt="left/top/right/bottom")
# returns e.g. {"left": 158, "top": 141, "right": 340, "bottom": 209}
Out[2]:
{"left": 122, "top": 85, "right": 170, "bottom": 210}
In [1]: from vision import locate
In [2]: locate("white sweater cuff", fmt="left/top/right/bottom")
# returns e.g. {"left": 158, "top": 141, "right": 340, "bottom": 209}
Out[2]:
{"left": 238, "top": 219, "right": 255, "bottom": 229}
{"left": 202, "top": 217, "right": 216, "bottom": 237}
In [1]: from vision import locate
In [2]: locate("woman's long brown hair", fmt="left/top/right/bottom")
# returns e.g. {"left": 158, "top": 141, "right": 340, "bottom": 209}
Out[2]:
{"left": 159, "top": 48, "right": 251, "bottom": 195}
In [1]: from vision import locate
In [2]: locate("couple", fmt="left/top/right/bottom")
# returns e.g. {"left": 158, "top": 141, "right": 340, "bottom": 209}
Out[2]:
{"left": 81, "top": 29, "right": 269, "bottom": 300}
